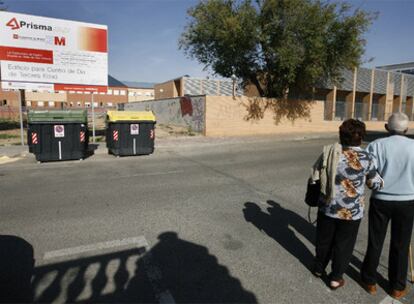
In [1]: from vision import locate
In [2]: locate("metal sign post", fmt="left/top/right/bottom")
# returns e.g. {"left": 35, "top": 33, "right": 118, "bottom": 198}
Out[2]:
{"left": 91, "top": 92, "right": 96, "bottom": 143}
{"left": 18, "top": 89, "right": 24, "bottom": 146}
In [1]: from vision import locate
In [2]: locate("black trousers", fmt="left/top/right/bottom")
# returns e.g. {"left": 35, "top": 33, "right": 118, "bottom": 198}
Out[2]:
{"left": 314, "top": 212, "right": 361, "bottom": 281}
{"left": 361, "top": 198, "right": 414, "bottom": 291}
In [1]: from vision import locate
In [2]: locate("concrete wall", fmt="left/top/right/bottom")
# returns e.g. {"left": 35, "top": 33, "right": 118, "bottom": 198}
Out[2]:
{"left": 204, "top": 96, "right": 414, "bottom": 137}
{"left": 124, "top": 96, "right": 206, "bottom": 133}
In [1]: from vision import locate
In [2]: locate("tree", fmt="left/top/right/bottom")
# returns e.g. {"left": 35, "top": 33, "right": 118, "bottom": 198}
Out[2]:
{"left": 180, "top": 0, "right": 375, "bottom": 100}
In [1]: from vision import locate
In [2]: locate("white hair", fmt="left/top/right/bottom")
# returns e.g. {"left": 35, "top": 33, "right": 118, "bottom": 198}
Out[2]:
{"left": 387, "top": 112, "right": 409, "bottom": 133}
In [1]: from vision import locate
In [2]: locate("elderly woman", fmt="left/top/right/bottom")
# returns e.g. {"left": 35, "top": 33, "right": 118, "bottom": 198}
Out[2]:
{"left": 310, "top": 119, "right": 383, "bottom": 290}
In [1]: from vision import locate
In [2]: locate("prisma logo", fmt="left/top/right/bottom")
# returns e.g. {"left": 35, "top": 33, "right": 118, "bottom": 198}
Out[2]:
{"left": 6, "top": 18, "right": 19, "bottom": 30}
{"left": 6, "top": 17, "right": 53, "bottom": 31}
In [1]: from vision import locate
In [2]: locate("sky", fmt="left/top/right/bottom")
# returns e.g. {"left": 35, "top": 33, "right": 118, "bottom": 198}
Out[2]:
{"left": 2, "top": 0, "right": 414, "bottom": 84}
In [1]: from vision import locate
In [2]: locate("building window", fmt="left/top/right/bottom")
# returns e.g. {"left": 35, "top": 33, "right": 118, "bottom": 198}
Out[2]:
{"left": 77, "top": 102, "right": 82, "bottom": 107}
{"left": 107, "top": 89, "right": 112, "bottom": 94}
{"left": 85, "top": 102, "right": 91, "bottom": 107}
{"left": 38, "top": 101, "right": 44, "bottom": 107}
{"left": 120, "top": 90, "right": 126, "bottom": 95}
{"left": 108, "top": 102, "right": 113, "bottom": 107}
{"left": 1, "top": 100, "right": 8, "bottom": 106}
{"left": 114, "top": 90, "right": 119, "bottom": 95}
{"left": 48, "top": 101, "right": 55, "bottom": 107}
{"left": 128, "top": 92, "right": 134, "bottom": 96}
{"left": 26, "top": 101, "right": 31, "bottom": 107}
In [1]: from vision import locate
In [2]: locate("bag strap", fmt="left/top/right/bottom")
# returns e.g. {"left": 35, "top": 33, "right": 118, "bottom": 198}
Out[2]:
{"left": 307, "top": 206, "right": 317, "bottom": 225}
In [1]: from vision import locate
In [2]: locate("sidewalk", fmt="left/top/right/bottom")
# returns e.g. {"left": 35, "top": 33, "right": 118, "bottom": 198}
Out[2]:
{"left": 0, "top": 145, "right": 29, "bottom": 158}
{"left": 0, "top": 131, "right": 338, "bottom": 160}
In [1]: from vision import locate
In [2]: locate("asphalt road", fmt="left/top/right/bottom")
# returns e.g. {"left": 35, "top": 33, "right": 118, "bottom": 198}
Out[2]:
{"left": 0, "top": 135, "right": 413, "bottom": 303}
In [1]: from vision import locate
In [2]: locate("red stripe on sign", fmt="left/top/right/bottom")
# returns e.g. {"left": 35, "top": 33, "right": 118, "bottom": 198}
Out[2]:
{"left": 31, "top": 132, "right": 38, "bottom": 144}
{"left": 80, "top": 131, "right": 85, "bottom": 143}
{"left": 54, "top": 84, "right": 107, "bottom": 93}
{"left": 113, "top": 130, "right": 119, "bottom": 141}
{"left": 0, "top": 46, "right": 53, "bottom": 64}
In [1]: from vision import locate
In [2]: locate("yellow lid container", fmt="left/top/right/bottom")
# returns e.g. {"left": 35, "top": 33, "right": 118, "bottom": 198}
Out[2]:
{"left": 107, "top": 111, "right": 156, "bottom": 122}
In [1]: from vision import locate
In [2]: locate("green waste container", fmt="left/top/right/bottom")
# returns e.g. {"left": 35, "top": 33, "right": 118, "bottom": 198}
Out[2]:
{"left": 27, "top": 110, "right": 89, "bottom": 162}
{"left": 106, "top": 111, "right": 156, "bottom": 156}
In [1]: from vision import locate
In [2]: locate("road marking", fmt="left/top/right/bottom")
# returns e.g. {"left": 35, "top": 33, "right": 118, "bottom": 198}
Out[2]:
{"left": 42, "top": 236, "right": 175, "bottom": 304}
{"left": 379, "top": 295, "right": 403, "bottom": 304}
{"left": 43, "top": 236, "right": 149, "bottom": 260}
{"left": 116, "top": 170, "right": 183, "bottom": 179}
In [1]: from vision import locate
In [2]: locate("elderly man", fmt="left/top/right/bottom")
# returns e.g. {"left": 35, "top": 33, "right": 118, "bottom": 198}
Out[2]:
{"left": 361, "top": 112, "right": 414, "bottom": 300}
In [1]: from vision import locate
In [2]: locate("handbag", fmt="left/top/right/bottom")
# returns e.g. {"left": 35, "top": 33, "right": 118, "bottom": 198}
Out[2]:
{"left": 305, "top": 179, "right": 320, "bottom": 207}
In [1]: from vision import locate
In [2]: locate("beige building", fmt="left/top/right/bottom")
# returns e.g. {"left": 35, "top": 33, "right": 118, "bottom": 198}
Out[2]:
{"left": 0, "top": 75, "right": 129, "bottom": 111}
{"left": 154, "top": 76, "right": 241, "bottom": 99}
{"left": 128, "top": 87, "right": 154, "bottom": 102}
{"left": 244, "top": 67, "right": 414, "bottom": 123}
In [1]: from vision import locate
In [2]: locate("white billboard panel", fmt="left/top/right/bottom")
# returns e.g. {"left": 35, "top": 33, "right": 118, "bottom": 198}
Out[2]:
{"left": 1, "top": 81, "right": 53, "bottom": 91}
{"left": 0, "top": 11, "right": 108, "bottom": 91}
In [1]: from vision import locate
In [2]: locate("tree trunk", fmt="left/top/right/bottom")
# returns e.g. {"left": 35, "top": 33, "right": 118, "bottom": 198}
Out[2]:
{"left": 250, "top": 75, "right": 265, "bottom": 97}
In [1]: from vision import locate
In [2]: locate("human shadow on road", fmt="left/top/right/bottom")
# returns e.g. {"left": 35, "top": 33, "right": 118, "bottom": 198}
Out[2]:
{"left": 243, "top": 200, "right": 315, "bottom": 272}
{"left": 242, "top": 200, "right": 388, "bottom": 290}
{"left": 130, "top": 232, "right": 257, "bottom": 303}
{"left": 32, "top": 232, "right": 257, "bottom": 303}
{"left": 0, "top": 235, "right": 34, "bottom": 303}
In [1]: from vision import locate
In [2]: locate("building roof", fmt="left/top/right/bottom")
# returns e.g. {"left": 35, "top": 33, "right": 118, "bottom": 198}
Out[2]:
{"left": 122, "top": 81, "right": 155, "bottom": 89}
{"left": 376, "top": 62, "right": 414, "bottom": 71}
{"left": 108, "top": 75, "right": 127, "bottom": 87}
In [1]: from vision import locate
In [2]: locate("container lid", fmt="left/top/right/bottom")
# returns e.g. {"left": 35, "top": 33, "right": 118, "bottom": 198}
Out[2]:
{"left": 107, "top": 111, "right": 156, "bottom": 122}
{"left": 28, "top": 110, "right": 88, "bottom": 123}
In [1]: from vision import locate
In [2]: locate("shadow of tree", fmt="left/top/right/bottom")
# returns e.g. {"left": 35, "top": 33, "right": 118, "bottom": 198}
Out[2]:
{"left": 242, "top": 97, "right": 314, "bottom": 125}
{"left": 31, "top": 232, "right": 257, "bottom": 303}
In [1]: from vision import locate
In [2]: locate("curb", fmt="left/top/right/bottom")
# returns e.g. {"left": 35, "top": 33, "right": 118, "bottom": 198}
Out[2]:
{"left": 0, "top": 133, "right": 337, "bottom": 160}
{"left": 0, "top": 155, "right": 22, "bottom": 165}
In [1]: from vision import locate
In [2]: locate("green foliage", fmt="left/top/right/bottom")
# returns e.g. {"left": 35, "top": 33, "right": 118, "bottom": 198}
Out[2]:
{"left": 0, "top": 134, "right": 18, "bottom": 139}
{"left": 180, "top": 0, "right": 376, "bottom": 99}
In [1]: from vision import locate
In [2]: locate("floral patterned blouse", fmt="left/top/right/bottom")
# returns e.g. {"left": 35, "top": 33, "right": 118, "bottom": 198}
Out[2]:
{"left": 319, "top": 146, "right": 382, "bottom": 221}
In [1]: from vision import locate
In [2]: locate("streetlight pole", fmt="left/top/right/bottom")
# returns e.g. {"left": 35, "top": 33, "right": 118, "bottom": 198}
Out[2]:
{"left": 18, "top": 89, "right": 24, "bottom": 146}
{"left": 92, "top": 92, "right": 96, "bottom": 143}
{"left": 231, "top": 74, "right": 237, "bottom": 99}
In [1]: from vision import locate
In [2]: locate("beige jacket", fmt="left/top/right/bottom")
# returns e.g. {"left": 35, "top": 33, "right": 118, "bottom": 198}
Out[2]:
{"left": 310, "top": 143, "right": 342, "bottom": 200}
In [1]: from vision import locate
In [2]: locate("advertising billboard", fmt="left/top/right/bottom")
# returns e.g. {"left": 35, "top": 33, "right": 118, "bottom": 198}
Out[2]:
{"left": 0, "top": 11, "right": 108, "bottom": 92}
